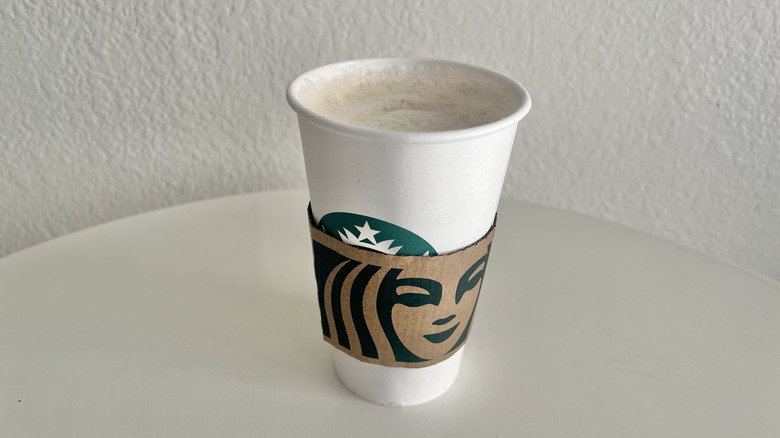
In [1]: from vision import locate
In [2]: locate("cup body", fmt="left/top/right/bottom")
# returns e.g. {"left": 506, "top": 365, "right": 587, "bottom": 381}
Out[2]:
{"left": 288, "top": 58, "right": 530, "bottom": 406}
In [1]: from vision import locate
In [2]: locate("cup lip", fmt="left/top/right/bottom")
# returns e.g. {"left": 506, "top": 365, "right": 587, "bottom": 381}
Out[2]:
{"left": 286, "top": 58, "right": 531, "bottom": 143}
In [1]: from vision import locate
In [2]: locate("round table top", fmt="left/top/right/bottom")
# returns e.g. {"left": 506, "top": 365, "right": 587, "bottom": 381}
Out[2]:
{"left": 2, "top": 189, "right": 779, "bottom": 437}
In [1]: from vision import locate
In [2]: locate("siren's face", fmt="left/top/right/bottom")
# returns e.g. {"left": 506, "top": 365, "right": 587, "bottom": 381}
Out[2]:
{"left": 387, "top": 253, "right": 488, "bottom": 360}
{"left": 315, "top": 209, "right": 492, "bottom": 365}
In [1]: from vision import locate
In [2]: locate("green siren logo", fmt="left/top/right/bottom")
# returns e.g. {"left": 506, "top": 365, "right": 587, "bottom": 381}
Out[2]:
{"left": 311, "top": 209, "right": 493, "bottom": 368}
{"left": 319, "top": 212, "right": 438, "bottom": 256}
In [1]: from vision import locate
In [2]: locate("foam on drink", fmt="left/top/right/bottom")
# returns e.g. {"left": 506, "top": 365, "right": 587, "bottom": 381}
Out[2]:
{"left": 296, "top": 63, "right": 523, "bottom": 132}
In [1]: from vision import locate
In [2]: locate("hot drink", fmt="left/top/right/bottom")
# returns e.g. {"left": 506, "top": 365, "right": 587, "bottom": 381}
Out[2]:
{"left": 294, "top": 63, "right": 523, "bottom": 132}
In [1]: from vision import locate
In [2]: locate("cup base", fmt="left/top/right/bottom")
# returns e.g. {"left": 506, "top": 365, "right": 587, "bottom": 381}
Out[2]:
{"left": 333, "top": 347, "right": 464, "bottom": 406}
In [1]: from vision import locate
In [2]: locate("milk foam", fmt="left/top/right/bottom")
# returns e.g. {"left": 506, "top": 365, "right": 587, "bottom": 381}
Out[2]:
{"left": 297, "top": 64, "right": 521, "bottom": 132}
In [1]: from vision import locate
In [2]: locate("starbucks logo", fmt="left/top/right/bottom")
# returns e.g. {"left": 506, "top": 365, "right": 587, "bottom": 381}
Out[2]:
{"left": 310, "top": 208, "right": 494, "bottom": 368}
{"left": 319, "top": 212, "right": 438, "bottom": 256}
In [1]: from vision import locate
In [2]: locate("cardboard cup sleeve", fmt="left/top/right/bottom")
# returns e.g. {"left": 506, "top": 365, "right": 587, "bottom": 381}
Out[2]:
{"left": 308, "top": 205, "right": 496, "bottom": 369}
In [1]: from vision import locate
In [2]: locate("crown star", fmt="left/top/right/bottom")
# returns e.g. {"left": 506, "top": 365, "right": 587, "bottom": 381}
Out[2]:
{"left": 354, "top": 221, "right": 380, "bottom": 245}
{"left": 336, "top": 222, "right": 404, "bottom": 255}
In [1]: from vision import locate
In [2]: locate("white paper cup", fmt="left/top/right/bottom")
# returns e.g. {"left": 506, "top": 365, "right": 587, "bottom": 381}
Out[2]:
{"left": 287, "top": 58, "right": 530, "bottom": 406}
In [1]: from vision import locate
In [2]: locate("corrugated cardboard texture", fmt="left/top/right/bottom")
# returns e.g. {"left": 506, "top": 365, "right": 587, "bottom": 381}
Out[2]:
{"left": 309, "top": 206, "right": 495, "bottom": 368}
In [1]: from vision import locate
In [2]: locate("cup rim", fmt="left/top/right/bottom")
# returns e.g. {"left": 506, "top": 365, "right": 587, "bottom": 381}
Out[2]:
{"left": 286, "top": 58, "right": 531, "bottom": 143}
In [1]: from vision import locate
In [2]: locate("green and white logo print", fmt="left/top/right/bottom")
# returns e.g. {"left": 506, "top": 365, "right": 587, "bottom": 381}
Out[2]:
{"left": 308, "top": 209, "right": 495, "bottom": 367}
{"left": 319, "top": 212, "right": 438, "bottom": 256}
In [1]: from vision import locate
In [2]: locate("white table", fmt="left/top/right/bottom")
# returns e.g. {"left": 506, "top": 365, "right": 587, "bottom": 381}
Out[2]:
{"left": 2, "top": 189, "right": 779, "bottom": 437}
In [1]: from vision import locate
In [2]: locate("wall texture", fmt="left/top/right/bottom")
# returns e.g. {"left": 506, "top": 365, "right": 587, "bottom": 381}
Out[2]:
{"left": 1, "top": 0, "right": 778, "bottom": 279}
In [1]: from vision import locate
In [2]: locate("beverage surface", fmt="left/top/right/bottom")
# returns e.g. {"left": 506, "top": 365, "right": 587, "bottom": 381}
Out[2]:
{"left": 296, "top": 64, "right": 522, "bottom": 132}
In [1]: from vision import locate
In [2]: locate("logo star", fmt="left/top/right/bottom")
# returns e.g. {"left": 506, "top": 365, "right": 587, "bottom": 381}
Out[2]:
{"left": 354, "top": 221, "right": 380, "bottom": 245}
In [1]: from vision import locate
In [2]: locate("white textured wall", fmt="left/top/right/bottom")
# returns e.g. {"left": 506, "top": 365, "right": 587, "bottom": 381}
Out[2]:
{"left": 1, "top": 0, "right": 778, "bottom": 279}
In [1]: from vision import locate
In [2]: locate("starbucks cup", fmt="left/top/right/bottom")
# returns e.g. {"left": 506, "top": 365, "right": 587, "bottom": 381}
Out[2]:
{"left": 287, "top": 58, "right": 531, "bottom": 406}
